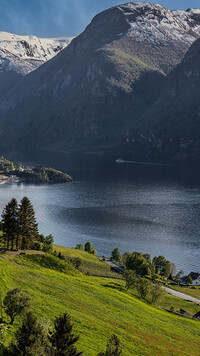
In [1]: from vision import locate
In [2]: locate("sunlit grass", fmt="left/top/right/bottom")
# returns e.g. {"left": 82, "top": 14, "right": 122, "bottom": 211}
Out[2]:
{"left": 0, "top": 248, "right": 200, "bottom": 355}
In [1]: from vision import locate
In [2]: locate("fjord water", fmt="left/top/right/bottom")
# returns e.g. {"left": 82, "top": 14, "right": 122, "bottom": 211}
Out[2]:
{"left": 1, "top": 151, "right": 200, "bottom": 274}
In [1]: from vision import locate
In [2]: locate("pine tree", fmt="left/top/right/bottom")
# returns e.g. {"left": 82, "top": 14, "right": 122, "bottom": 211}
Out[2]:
{"left": 1, "top": 198, "right": 18, "bottom": 250}
{"left": 18, "top": 197, "right": 38, "bottom": 250}
{"left": 98, "top": 334, "right": 122, "bottom": 356}
{"left": 50, "top": 313, "right": 83, "bottom": 356}
{"left": 9, "top": 311, "right": 49, "bottom": 355}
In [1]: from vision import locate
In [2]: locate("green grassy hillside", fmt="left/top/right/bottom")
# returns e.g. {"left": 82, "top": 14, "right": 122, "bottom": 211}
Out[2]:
{"left": 54, "top": 245, "right": 120, "bottom": 278}
{"left": 0, "top": 248, "right": 200, "bottom": 355}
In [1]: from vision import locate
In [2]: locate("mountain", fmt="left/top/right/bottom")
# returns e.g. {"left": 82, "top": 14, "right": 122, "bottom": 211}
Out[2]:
{"left": 0, "top": 31, "right": 72, "bottom": 75}
{"left": 1, "top": 2, "right": 200, "bottom": 156}
{"left": 0, "top": 32, "right": 72, "bottom": 97}
{"left": 133, "top": 38, "right": 200, "bottom": 161}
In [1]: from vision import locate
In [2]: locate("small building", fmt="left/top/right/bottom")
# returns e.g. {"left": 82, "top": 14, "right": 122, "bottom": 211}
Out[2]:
{"left": 180, "top": 309, "right": 191, "bottom": 318}
{"left": 193, "top": 311, "right": 200, "bottom": 320}
{"left": 181, "top": 272, "right": 200, "bottom": 286}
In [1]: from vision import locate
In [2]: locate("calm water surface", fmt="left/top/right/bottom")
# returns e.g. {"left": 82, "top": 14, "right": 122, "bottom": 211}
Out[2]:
{"left": 0, "top": 151, "right": 200, "bottom": 274}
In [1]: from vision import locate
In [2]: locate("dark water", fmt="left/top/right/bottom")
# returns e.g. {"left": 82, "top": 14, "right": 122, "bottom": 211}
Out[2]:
{"left": 1, "top": 150, "right": 200, "bottom": 274}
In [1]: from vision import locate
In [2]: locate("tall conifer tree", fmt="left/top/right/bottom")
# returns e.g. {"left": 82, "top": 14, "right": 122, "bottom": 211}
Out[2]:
{"left": 1, "top": 198, "right": 18, "bottom": 250}
{"left": 50, "top": 313, "right": 82, "bottom": 355}
{"left": 9, "top": 312, "right": 49, "bottom": 355}
{"left": 18, "top": 197, "right": 38, "bottom": 250}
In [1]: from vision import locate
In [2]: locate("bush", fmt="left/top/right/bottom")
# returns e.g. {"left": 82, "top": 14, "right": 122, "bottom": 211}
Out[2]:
{"left": 84, "top": 241, "right": 97, "bottom": 255}
{"left": 136, "top": 278, "right": 150, "bottom": 299}
{"left": 111, "top": 248, "right": 121, "bottom": 262}
{"left": 57, "top": 252, "right": 65, "bottom": 260}
{"left": 42, "top": 235, "right": 54, "bottom": 254}
{"left": 31, "top": 242, "right": 42, "bottom": 251}
{"left": 75, "top": 244, "right": 84, "bottom": 250}
{"left": 22, "top": 254, "right": 75, "bottom": 274}
{"left": 124, "top": 270, "right": 136, "bottom": 290}
{"left": 150, "top": 283, "right": 164, "bottom": 304}
{"left": 69, "top": 257, "right": 82, "bottom": 270}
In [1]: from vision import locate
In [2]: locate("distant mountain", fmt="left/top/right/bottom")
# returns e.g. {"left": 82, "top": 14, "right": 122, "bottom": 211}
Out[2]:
{"left": 1, "top": 2, "right": 200, "bottom": 158}
{"left": 0, "top": 31, "right": 72, "bottom": 75}
{"left": 0, "top": 32, "right": 72, "bottom": 97}
{"left": 133, "top": 38, "right": 200, "bottom": 161}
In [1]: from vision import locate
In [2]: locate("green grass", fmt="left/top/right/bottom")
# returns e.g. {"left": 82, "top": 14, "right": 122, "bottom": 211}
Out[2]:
{"left": 16, "top": 254, "right": 79, "bottom": 275}
{"left": 54, "top": 245, "right": 121, "bottom": 278}
{"left": 0, "top": 250, "right": 200, "bottom": 355}
{"left": 119, "top": 284, "right": 200, "bottom": 318}
{"left": 169, "top": 285, "right": 200, "bottom": 300}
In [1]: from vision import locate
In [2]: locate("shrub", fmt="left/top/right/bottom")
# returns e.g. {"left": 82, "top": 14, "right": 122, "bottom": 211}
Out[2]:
{"left": 75, "top": 244, "right": 84, "bottom": 250}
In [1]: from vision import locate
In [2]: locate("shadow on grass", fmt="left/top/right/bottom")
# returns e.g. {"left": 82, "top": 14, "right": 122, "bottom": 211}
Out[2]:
{"left": 102, "top": 282, "right": 125, "bottom": 292}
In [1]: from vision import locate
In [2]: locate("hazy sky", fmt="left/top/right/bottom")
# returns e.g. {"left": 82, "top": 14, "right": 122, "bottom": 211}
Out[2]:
{"left": 0, "top": 0, "right": 200, "bottom": 38}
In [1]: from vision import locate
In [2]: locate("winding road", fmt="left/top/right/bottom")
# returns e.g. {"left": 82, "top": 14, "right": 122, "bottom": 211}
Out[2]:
{"left": 163, "top": 287, "right": 200, "bottom": 304}
{"left": 104, "top": 260, "right": 200, "bottom": 304}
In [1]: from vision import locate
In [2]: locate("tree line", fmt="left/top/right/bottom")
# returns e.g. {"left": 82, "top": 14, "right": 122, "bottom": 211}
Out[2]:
{"left": 0, "top": 197, "right": 54, "bottom": 252}
{"left": 110, "top": 247, "right": 182, "bottom": 280}
{"left": 0, "top": 289, "right": 122, "bottom": 356}
{"left": 1, "top": 197, "right": 38, "bottom": 250}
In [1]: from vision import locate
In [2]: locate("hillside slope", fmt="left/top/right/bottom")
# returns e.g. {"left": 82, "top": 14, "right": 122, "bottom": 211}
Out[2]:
{"left": 1, "top": 2, "right": 200, "bottom": 152}
{"left": 133, "top": 38, "right": 200, "bottom": 161}
{"left": 0, "top": 249, "right": 200, "bottom": 355}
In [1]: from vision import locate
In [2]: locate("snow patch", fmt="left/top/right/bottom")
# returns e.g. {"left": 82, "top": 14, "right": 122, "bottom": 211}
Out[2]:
{"left": 0, "top": 31, "right": 73, "bottom": 75}
{"left": 117, "top": 3, "right": 200, "bottom": 47}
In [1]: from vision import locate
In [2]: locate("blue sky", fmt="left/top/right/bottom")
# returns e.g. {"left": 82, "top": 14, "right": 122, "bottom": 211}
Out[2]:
{"left": 0, "top": 0, "right": 200, "bottom": 38}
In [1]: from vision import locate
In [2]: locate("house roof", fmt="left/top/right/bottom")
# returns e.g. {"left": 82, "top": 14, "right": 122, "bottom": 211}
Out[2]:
{"left": 181, "top": 272, "right": 200, "bottom": 282}
{"left": 189, "top": 272, "right": 200, "bottom": 280}
{"left": 193, "top": 311, "right": 200, "bottom": 319}
{"left": 180, "top": 309, "right": 191, "bottom": 317}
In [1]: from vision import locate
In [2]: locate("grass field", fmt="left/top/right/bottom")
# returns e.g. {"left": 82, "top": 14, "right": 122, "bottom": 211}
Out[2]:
{"left": 54, "top": 245, "right": 121, "bottom": 278}
{"left": 0, "top": 248, "right": 200, "bottom": 355}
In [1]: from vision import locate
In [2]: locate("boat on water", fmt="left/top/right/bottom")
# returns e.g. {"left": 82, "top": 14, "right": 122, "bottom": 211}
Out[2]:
{"left": 116, "top": 158, "right": 125, "bottom": 163}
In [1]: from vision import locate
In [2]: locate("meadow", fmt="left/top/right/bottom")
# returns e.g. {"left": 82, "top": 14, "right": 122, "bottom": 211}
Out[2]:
{"left": 0, "top": 247, "right": 200, "bottom": 355}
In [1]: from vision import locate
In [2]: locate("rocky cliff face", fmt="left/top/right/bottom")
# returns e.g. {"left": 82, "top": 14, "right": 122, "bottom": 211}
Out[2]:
{"left": 1, "top": 2, "right": 200, "bottom": 159}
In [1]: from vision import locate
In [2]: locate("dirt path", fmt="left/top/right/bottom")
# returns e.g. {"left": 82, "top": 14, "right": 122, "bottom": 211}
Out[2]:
{"left": 163, "top": 286, "right": 200, "bottom": 304}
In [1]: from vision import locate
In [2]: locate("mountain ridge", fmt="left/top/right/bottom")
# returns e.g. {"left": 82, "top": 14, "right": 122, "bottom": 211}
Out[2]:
{"left": 0, "top": 31, "right": 73, "bottom": 75}
{"left": 0, "top": 2, "right": 200, "bottom": 160}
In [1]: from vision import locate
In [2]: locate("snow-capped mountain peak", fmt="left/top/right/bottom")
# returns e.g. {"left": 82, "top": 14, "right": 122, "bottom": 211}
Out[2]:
{"left": 0, "top": 31, "right": 73, "bottom": 75}
{"left": 117, "top": 2, "right": 200, "bottom": 47}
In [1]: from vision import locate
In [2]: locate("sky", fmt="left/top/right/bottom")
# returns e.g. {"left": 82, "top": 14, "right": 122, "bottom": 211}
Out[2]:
{"left": 0, "top": 0, "right": 200, "bottom": 38}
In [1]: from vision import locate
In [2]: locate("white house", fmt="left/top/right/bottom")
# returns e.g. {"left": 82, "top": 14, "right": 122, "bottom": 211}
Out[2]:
{"left": 182, "top": 272, "right": 200, "bottom": 286}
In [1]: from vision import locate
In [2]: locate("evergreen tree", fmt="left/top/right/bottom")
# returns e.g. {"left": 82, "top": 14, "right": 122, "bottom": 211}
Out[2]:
{"left": 1, "top": 198, "right": 18, "bottom": 250}
{"left": 111, "top": 248, "right": 121, "bottom": 262}
{"left": 98, "top": 335, "right": 122, "bottom": 356}
{"left": 18, "top": 197, "right": 38, "bottom": 250}
{"left": 9, "top": 312, "right": 49, "bottom": 356}
{"left": 50, "top": 313, "right": 82, "bottom": 356}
